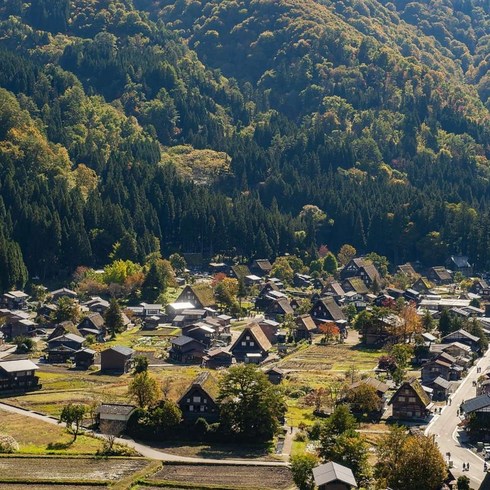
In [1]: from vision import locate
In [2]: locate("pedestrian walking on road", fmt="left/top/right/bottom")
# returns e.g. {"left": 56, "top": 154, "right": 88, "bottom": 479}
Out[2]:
{"left": 484, "top": 462, "right": 487, "bottom": 472}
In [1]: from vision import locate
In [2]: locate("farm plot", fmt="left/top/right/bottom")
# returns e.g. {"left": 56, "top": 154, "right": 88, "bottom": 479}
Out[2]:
{"left": 148, "top": 463, "right": 294, "bottom": 489}
{"left": 0, "top": 456, "right": 150, "bottom": 482}
{"left": 279, "top": 343, "right": 380, "bottom": 376}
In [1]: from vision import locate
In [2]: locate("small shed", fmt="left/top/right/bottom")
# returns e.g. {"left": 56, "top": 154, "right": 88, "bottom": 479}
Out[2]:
{"left": 265, "top": 366, "right": 284, "bottom": 385}
{"left": 74, "top": 348, "right": 96, "bottom": 369}
{"left": 100, "top": 346, "right": 135, "bottom": 373}
{"left": 97, "top": 403, "right": 136, "bottom": 434}
{"left": 313, "top": 461, "right": 358, "bottom": 489}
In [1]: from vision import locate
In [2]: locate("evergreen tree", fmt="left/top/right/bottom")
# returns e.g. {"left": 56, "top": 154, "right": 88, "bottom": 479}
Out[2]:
{"left": 105, "top": 298, "right": 124, "bottom": 339}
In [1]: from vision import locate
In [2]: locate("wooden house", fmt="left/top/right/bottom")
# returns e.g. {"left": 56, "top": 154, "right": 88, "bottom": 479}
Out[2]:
{"left": 230, "top": 264, "right": 251, "bottom": 281}
{"left": 470, "top": 279, "right": 490, "bottom": 298}
{"left": 97, "top": 403, "right": 136, "bottom": 434}
{"left": 389, "top": 378, "right": 432, "bottom": 420}
{"left": 411, "top": 277, "right": 432, "bottom": 294}
{"left": 48, "top": 321, "right": 79, "bottom": 341}
{"left": 230, "top": 323, "right": 272, "bottom": 363}
{"left": 341, "top": 277, "right": 369, "bottom": 295}
{"left": 78, "top": 312, "right": 105, "bottom": 340}
{"left": 446, "top": 255, "right": 472, "bottom": 277}
{"left": 265, "top": 297, "right": 294, "bottom": 321}
{"left": 313, "top": 461, "right": 358, "bottom": 490}
{"left": 46, "top": 333, "right": 85, "bottom": 363}
{"left": 203, "top": 347, "right": 234, "bottom": 369}
{"left": 0, "top": 360, "right": 40, "bottom": 393}
{"left": 100, "top": 346, "right": 135, "bottom": 373}
{"left": 340, "top": 258, "right": 367, "bottom": 280}
{"left": 1, "top": 291, "right": 29, "bottom": 310}
{"left": 295, "top": 314, "right": 317, "bottom": 340}
{"left": 169, "top": 335, "right": 207, "bottom": 363}
{"left": 265, "top": 366, "right": 284, "bottom": 385}
{"left": 182, "top": 323, "right": 216, "bottom": 347}
{"left": 178, "top": 372, "right": 219, "bottom": 422}
{"left": 250, "top": 259, "right": 272, "bottom": 277}
{"left": 50, "top": 288, "right": 78, "bottom": 301}
{"left": 321, "top": 281, "right": 345, "bottom": 301}
{"left": 427, "top": 376, "right": 451, "bottom": 401}
{"left": 83, "top": 296, "right": 110, "bottom": 314}
{"left": 348, "top": 377, "right": 389, "bottom": 404}
{"left": 310, "top": 297, "right": 346, "bottom": 325}
{"left": 427, "top": 266, "right": 452, "bottom": 285}
{"left": 74, "top": 348, "right": 96, "bottom": 369}
{"left": 442, "top": 329, "right": 481, "bottom": 353}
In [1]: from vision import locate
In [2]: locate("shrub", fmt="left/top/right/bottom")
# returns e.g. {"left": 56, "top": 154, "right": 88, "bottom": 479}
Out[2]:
{"left": 0, "top": 434, "right": 19, "bottom": 453}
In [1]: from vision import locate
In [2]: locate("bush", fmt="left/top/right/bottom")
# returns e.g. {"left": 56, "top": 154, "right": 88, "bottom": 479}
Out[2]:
{"left": 307, "top": 421, "right": 322, "bottom": 440}
{"left": 0, "top": 434, "right": 19, "bottom": 453}
{"left": 294, "top": 431, "right": 308, "bottom": 442}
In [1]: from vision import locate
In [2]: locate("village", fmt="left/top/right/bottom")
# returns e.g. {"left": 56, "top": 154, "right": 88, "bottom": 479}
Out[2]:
{"left": 2, "top": 249, "right": 490, "bottom": 489}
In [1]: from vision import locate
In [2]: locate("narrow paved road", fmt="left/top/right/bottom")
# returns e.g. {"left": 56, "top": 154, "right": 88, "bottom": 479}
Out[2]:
{"left": 426, "top": 351, "right": 490, "bottom": 489}
{"left": 0, "top": 402, "right": 288, "bottom": 467}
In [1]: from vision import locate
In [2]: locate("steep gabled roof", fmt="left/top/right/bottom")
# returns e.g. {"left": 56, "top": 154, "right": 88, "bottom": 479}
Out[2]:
{"left": 190, "top": 284, "right": 216, "bottom": 308}
{"left": 252, "top": 259, "right": 273, "bottom": 272}
{"left": 442, "top": 328, "right": 479, "bottom": 343}
{"left": 313, "top": 461, "right": 357, "bottom": 488}
{"left": 231, "top": 323, "right": 272, "bottom": 352}
{"left": 350, "top": 377, "right": 389, "bottom": 394}
{"left": 266, "top": 297, "right": 293, "bottom": 315}
{"left": 179, "top": 371, "right": 219, "bottom": 403}
{"left": 389, "top": 378, "right": 431, "bottom": 408}
{"left": 314, "top": 297, "right": 346, "bottom": 322}
{"left": 345, "top": 277, "right": 369, "bottom": 294}
{"left": 231, "top": 264, "right": 251, "bottom": 280}
{"left": 81, "top": 312, "right": 105, "bottom": 329}
{"left": 106, "top": 346, "right": 134, "bottom": 356}
{"left": 361, "top": 263, "right": 381, "bottom": 282}
{"left": 295, "top": 314, "right": 317, "bottom": 332}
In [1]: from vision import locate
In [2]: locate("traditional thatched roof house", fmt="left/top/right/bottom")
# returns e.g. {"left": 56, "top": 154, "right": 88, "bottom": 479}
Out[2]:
{"left": 178, "top": 372, "right": 220, "bottom": 422}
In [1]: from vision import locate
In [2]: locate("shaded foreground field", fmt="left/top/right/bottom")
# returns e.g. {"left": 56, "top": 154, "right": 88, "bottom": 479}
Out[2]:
{"left": 147, "top": 463, "right": 294, "bottom": 489}
{"left": 0, "top": 456, "right": 150, "bottom": 482}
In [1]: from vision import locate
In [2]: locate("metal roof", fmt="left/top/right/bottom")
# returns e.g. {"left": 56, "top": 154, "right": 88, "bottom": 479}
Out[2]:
{"left": 0, "top": 359, "right": 39, "bottom": 372}
{"left": 313, "top": 462, "right": 357, "bottom": 488}
{"left": 462, "top": 394, "right": 490, "bottom": 414}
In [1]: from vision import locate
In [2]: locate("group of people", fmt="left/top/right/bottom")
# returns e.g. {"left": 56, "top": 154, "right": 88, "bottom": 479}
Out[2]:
{"left": 462, "top": 462, "right": 471, "bottom": 471}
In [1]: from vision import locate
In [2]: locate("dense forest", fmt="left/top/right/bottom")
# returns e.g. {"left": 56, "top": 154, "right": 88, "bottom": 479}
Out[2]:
{"left": 0, "top": 0, "right": 489, "bottom": 289}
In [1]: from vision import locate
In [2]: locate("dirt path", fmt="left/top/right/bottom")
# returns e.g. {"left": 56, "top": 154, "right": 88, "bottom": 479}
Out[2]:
{"left": 0, "top": 402, "right": 288, "bottom": 467}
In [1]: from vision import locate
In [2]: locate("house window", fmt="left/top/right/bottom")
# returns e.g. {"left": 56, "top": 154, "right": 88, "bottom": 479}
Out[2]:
{"left": 246, "top": 336, "right": 250, "bottom": 340}
{"left": 187, "top": 398, "right": 191, "bottom": 402}
{"left": 398, "top": 396, "right": 405, "bottom": 402}
{"left": 241, "top": 341, "right": 246, "bottom": 346}
{"left": 408, "top": 397, "right": 416, "bottom": 403}
{"left": 200, "top": 406, "right": 205, "bottom": 412}
{"left": 189, "top": 405, "right": 194, "bottom": 411}
{"left": 250, "top": 341, "right": 255, "bottom": 346}
{"left": 193, "top": 396, "right": 201, "bottom": 403}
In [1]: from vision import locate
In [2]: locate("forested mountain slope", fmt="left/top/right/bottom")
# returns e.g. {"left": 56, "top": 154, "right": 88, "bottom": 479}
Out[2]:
{"left": 0, "top": 0, "right": 489, "bottom": 288}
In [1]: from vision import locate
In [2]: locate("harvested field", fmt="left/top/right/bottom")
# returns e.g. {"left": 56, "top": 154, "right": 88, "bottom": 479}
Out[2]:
{"left": 149, "top": 463, "right": 294, "bottom": 489}
{"left": 0, "top": 456, "right": 149, "bottom": 482}
{"left": 0, "top": 486, "right": 106, "bottom": 489}
{"left": 279, "top": 343, "right": 380, "bottom": 375}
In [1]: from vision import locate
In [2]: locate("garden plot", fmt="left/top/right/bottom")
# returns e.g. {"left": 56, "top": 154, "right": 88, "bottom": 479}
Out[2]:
{"left": 0, "top": 457, "right": 149, "bottom": 482}
{"left": 149, "top": 463, "right": 294, "bottom": 489}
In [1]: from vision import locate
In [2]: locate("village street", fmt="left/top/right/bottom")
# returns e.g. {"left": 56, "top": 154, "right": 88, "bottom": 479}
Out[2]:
{"left": 426, "top": 351, "right": 490, "bottom": 489}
